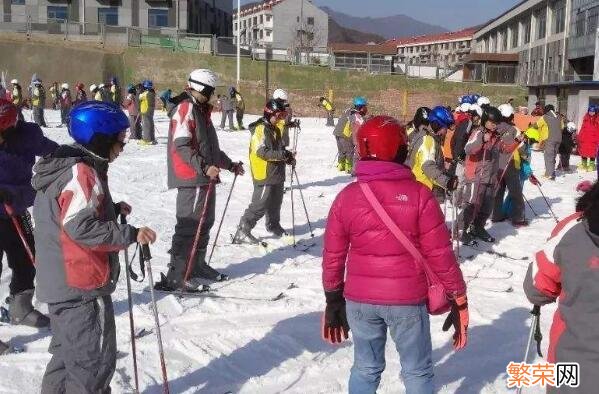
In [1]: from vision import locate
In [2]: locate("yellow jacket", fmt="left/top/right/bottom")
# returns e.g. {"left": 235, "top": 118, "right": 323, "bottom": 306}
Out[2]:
{"left": 139, "top": 91, "right": 149, "bottom": 114}
{"left": 410, "top": 134, "right": 439, "bottom": 189}
{"left": 249, "top": 119, "right": 287, "bottom": 185}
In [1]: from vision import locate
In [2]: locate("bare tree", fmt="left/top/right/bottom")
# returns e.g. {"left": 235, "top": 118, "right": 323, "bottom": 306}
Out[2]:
{"left": 288, "top": 19, "right": 325, "bottom": 65}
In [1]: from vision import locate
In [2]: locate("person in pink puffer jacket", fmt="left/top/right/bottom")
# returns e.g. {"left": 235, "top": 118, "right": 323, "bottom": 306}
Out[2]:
{"left": 321, "top": 115, "right": 468, "bottom": 394}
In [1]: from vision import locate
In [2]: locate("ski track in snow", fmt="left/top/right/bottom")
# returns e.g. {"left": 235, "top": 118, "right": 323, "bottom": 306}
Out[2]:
{"left": 0, "top": 109, "right": 595, "bottom": 393}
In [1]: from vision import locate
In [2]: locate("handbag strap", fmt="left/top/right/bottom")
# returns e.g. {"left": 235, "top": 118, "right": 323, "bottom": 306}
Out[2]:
{"left": 359, "top": 182, "right": 438, "bottom": 284}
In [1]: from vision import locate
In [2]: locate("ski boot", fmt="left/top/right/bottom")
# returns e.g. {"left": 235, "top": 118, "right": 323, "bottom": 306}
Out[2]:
{"left": 471, "top": 226, "right": 496, "bottom": 243}
{"left": 0, "top": 340, "right": 10, "bottom": 355}
{"left": 337, "top": 160, "right": 345, "bottom": 172}
{"left": 578, "top": 161, "right": 588, "bottom": 172}
{"left": 460, "top": 229, "right": 477, "bottom": 246}
{"left": 7, "top": 289, "right": 50, "bottom": 328}
{"left": 191, "top": 263, "right": 229, "bottom": 283}
{"left": 588, "top": 161, "right": 596, "bottom": 173}
{"left": 232, "top": 221, "right": 261, "bottom": 245}
{"left": 344, "top": 158, "right": 353, "bottom": 175}
{"left": 512, "top": 219, "right": 530, "bottom": 228}
{"left": 266, "top": 223, "right": 289, "bottom": 238}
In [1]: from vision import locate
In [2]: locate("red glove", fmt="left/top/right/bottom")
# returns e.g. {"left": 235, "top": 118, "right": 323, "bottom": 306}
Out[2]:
{"left": 442, "top": 294, "right": 469, "bottom": 351}
{"left": 529, "top": 174, "right": 540, "bottom": 186}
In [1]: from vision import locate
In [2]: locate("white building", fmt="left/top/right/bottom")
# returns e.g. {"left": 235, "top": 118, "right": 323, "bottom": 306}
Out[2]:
{"left": 233, "top": 0, "right": 328, "bottom": 50}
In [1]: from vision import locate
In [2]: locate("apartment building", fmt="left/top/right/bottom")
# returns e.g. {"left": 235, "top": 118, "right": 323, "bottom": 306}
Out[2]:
{"left": 1, "top": 0, "right": 232, "bottom": 36}
{"left": 386, "top": 27, "right": 477, "bottom": 68}
{"left": 473, "top": 0, "right": 598, "bottom": 129}
{"left": 233, "top": 0, "right": 328, "bottom": 50}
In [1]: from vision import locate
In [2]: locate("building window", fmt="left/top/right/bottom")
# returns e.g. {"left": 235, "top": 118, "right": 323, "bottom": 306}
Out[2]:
{"left": 253, "top": 16, "right": 257, "bottom": 25}
{"left": 11, "top": 0, "right": 25, "bottom": 5}
{"left": 588, "top": 6, "right": 599, "bottom": 35}
{"left": 511, "top": 23, "right": 519, "bottom": 48}
{"left": 266, "top": 31, "right": 271, "bottom": 37}
{"left": 47, "top": 5, "right": 68, "bottom": 21}
{"left": 501, "top": 30, "right": 508, "bottom": 51}
{"left": 266, "top": 15, "right": 271, "bottom": 22}
{"left": 148, "top": 9, "right": 168, "bottom": 28}
{"left": 574, "top": 10, "right": 586, "bottom": 36}
{"left": 98, "top": 7, "right": 118, "bottom": 26}
{"left": 536, "top": 9, "right": 547, "bottom": 40}
{"left": 552, "top": 0, "right": 566, "bottom": 34}
{"left": 260, "top": 29, "right": 263, "bottom": 39}
{"left": 307, "top": 17, "right": 314, "bottom": 25}
{"left": 260, "top": 15, "right": 263, "bottom": 24}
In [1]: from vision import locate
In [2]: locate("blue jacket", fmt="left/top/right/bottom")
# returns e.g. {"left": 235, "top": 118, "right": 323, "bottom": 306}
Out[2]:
{"left": 0, "top": 121, "right": 58, "bottom": 217}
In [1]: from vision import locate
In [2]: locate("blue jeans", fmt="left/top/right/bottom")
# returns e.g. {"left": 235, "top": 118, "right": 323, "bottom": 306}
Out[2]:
{"left": 346, "top": 301, "right": 433, "bottom": 394}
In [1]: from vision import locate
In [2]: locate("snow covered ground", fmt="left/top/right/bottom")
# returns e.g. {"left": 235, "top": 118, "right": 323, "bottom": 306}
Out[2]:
{"left": 0, "top": 109, "right": 596, "bottom": 394}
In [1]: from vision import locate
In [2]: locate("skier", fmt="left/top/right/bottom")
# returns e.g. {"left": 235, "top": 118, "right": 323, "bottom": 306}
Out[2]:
{"left": 219, "top": 88, "right": 235, "bottom": 131}
{"left": 9, "top": 79, "right": 24, "bottom": 121}
{"left": 160, "top": 69, "right": 244, "bottom": 290}
{"left": 109, "top": 77, "right": 121, "bottom": 105}
{"left": 523, "top": 180, "right": 599, "bottom": 394}
{"left": 318, "top": 96, "right": 335, "bottom": 126}
{"left": 536, "top": 104, "right": 562, "bottom": 180}
{"left": 558, "top": 121, "right": 576, "bottom": 172}
{"left": 577, "top": 105, "right": 599, "bottom": 172}
{"left": 122, "top": 84, "right": 141, "bottom": 140}
{"left": 90, "top": 84, "right": 102, "bottom": 101}
{"left": 58, "top": 83, "right": 72, "bottom": 127}
{"left": 98, "top": 83, "right": 110, "bottom": 102}
{"left": 48, "top": 81, "right": 59, "bottom": 110}
{"left": 460, "top": 106, "right": 522, "bottom": 245}
{"left": 0, "top": 99, "right": 59, "bottom": 354}
{"left": 231, "top": 86, "right": 246, "bottom": 130}
{"left": 73, "top": 82, "right": 87, "bottom": 106}
{"left": 407, "top": 106, "right": 458, "bottom": 204}
{"left": 139, "top": 80, "right": 156, "bottom": 145}
{"left": 321, "top": 115, "right": 468, "bottom": 394}
{"left": 233, "top": 98, "right": 294, "bottom": 244}
{"left": 31, "top": 79, "right": 47, "bottom": 127}
{"left": 159, "top": 88, "right": 172, "bottom": 112}
{"left": 332, "top": 98, "right": 366, "bottom": 174}
{"left": 491, "top": 103, "right": 527, "bottom": 226}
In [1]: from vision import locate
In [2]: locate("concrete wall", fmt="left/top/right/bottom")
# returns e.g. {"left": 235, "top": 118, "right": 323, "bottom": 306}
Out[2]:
{"left": 272, "top": 0, "right": 328, "bottom": 50}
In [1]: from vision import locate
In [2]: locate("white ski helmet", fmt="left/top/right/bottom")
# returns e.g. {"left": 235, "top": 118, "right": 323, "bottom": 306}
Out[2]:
{"left": 458, "top": 103, "right": 471, "bottom": 113}
{"left": 498, "top": 103, "right": 514, "bottom": 118}
{"left": 98, "top": 83, "right": 105, "bottom": 89}
{"left": 61, "top": 83, "right": 69, "bottom": 90}
{"left": 566, "top": 121, "right": 576, "bottom": 132}
{"left": 10, "top": 79, "right": 18, "bottom": 85}
{"left": 188, "top": 69, "right": 218, "bottom": 95}
{"left": 477, "top": 96, "right": 491, "bottom": 106}
{"left": 89, "top": 84, "right": 97, "bottom": 93}
{"left": 273, "top": 88, "right": 288, "bottom": 101}
{"left": 469, "top": 104, "right": 483, "bottom": 117}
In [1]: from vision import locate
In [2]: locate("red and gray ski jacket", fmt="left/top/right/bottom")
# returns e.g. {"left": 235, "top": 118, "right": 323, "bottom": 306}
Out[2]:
{"left": 167, "top": 93, "right": 232, "bottom": 189}
{"left": 32, "top": 145, "right": 138, "bottom": 304}
{"left": 524, "top": 212, "right": 599, "bottom": 394}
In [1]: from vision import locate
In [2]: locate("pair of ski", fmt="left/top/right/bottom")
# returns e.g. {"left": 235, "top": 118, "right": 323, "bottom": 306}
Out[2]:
{"left": 230, "top": 232, "right": 316, "bottom": 254}
{"left": 150, "top": 281, "right": 296, "bottom": 302}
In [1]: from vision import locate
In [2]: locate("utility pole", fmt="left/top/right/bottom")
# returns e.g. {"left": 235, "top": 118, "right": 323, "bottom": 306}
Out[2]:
{"left": 236, "top": 0, "right": 241, "bottom": 88}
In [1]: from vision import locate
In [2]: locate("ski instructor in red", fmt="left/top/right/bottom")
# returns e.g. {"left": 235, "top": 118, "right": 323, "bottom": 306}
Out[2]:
{"left": 321, "top": 116, "right": 468, "bottom": 394}
{"left": 161, "top": 68, "right": 244, "bottom": 291}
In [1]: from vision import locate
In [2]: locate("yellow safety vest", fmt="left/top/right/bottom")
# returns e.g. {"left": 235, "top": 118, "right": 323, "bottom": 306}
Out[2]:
{"left": 249, "top": 122, "right": 284, "bottom": 181}
{"left": 139, "top": 91, "right": 149, "bottom": 114}
{"left": 32, "top": 87, "right": 41, "bottom": 107}
{"left": 411, "top": 134, "right": 438, "bottom": 190}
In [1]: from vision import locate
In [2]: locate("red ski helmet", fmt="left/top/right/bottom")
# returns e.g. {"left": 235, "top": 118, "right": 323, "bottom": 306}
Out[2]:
{"left": 357, "top": 115, "right": 407, "bottom": 161}
{"left": 0, "top": 99, "right": 18, "bottom": 132}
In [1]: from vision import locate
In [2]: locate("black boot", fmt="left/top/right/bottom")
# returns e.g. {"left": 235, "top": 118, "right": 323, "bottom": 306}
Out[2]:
{"left": 0, "top": 340, "right": 9, "bottom": 355}
{"left": 7, "top": 289, "right": 50, "bottom": 328}
{"left": 460, "top": 229, "right": 477, "bottom": 246}
{"left": 232, "top": 221, "right": 260, "bottom": 245}
{"left": 266, "top": 223, "right": 288, "bottom": 238}
{"left": 189, "top": 249, "right": 229, "bottom": 283}
{"left": 471, "top": 226, "right": 496, "bottom": 243}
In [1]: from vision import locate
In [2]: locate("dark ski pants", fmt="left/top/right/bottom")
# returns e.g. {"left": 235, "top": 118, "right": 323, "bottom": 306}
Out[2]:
{"left": 60, "top": 107, "right": 70, "bottom": 126}
{"left": 220, "top": 110, "right": 235, "bottom": 130}
{"left": 240, "top": 183, "right": 284, "bottom": 230}
{"left": 336, "top": 136, "right": 354, "bottom": 163}
{"left": 543, "top": 141, "right": 561, "bottom": 177}
{"left": 167, "top": 186, "right": 215, "bottom": 284}
{"left": 128, "top": 114, "right": 141, "bottom": 139}
{"left": 42, "top": 296, "right": 116, "bottom": 394}
{"left": 493, "top": 165, "right": 525, "bottom": 223}
{"left": 141, "top": 112, "right": 155, "bottom": 142}
{"left": 558, "top": 153, "right": 571, "bottom": 170}
{"left": 33, "top": 106, "right": 47, "bottom": 127}
{"left": 0, "top": 217, "right": 35, "bottom": 296}
{"left": 460, "top": 182, "right": 494, "bottom": 231}
{"left": 236, "top": 109, "right": 245, "bottom": 129}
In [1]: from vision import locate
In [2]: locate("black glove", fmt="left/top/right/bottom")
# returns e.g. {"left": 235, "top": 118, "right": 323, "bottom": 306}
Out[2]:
{"left": 283, "top": 150, "right": 296, "bottom": 166}
{"left": 288, "top": 119, "right": 300, "bottom": 128}
{"left": 229, "top": 162, "right": 245, "bottom": 176}
{"left": 322, "top": 288, "right": 350, "bottom": 344}
{"left": 0, "top": 188, "right": 13, "bottom": 205}
{"left": 446, "top": 176, "right": 459, "bottom": 192}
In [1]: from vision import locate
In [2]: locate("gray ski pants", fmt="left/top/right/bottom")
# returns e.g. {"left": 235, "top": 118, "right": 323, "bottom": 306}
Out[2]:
{"left": 492, "top": 164, "right": 525, "bottom": 222}
{"left": 336, "top": 136, "right": 354, "bottom": 163}
{"left": 240, "top": 183, "right": 284, "bottom": 230}
{"left": 60, "top": 107, "right": 70, "bottom": 126}
{"left": 33, "top": 106, "right": 46, "bottom": 127}
{"left": 543, "top": 141, "right": 561, "bottom": 177}
{"left": 129, "top": 114, "right": 141, "bottom": 139}
{"left": 41, "top": 296, "right": 116, "bottom": 394}
{"left": 167, "top": 186, "right": 216, "bottom": 284}
{"left": 460, "top": 182, "right": 494, "bottom": 231}
{"left": 220, "top": 110, "right": 235, "bottom": 130}
{"left": 141, "top": 113, "right": 155, "bottom": 142}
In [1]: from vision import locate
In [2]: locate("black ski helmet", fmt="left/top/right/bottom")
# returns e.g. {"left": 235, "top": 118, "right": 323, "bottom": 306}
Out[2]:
{"left": 544, "top": 104, "right": 555, "bottom": 114}
{"left": 263, "top": 98, "right": 287, "bottom": 119}
{"left": 413, "top": 107, "right": 431, "bottom": 129}
{"left": 481, "top": 106, "right": 502, "bottom": 126}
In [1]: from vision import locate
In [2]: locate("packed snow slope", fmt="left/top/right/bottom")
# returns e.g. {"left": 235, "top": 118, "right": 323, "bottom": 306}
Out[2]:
{"left": 0, "top": 109, "right": 595, "bottom": 394}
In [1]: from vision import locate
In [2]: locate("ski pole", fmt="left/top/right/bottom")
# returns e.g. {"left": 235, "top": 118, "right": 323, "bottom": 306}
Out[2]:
{"left": 289, "top": 164, "right": 296, "bottom": 247}
{"left": 141, "top": 244, "right": 170, "bottom": 394}
{"left": 208, "top": 172, "right": 239, "bottom": 265}
{"left": 533, "top": 182, "right": 559, "bottom": 223}
{"left": 120, "top": 215, "right": 139, "bottom": 393}
{"left": 293, "top": 168, "right": 314, "bottom": 238}
{"left": 517, "top": 305, "right": 542, "bottom": 394}
{"left": 332, "top": 152, "right": 339, "bottom": 167}
{"left": 183, "top": 180, "right": 216, "bottom": 284}
{"left": 3, "top": 203, "right": 35, "bottom": 265}
{"left": 522, "top": 194, "right": 539, "bottom": 217}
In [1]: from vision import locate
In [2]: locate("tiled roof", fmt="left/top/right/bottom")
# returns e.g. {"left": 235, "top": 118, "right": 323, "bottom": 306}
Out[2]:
{"left": 235, "top": 0, "right": 283, "bottom": 17}
{"left": 386, "top": 27, "right": 479, "bottom": 47}
{"left": 329, "top": 42, "right": 398, "bottom": 55}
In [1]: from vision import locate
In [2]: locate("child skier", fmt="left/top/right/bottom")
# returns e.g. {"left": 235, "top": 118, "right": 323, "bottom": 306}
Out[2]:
{"left": 322, "top": 115, "right": 467, "bottom": 394}
{"left": 558, "top": 121, "right": 576, "bottom": 172}
{"left": 58, "top": 83, "right": 72, "bottom": 127}
{"left": 577, "top": 105, "right": 599, "bottom": 172}
{"left": 32, "top": 101, "right": 156, "bottom": 392}
{"left": 332, "top": 97, "right": 367, "bottom": 174}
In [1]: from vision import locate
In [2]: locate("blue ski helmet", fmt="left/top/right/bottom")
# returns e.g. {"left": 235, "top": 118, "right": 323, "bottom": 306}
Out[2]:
{"left": 428, "top": 106, "right": 455, "bottom": 128}
{"left": 69, "top": 101, "right": 129, "bottom": 145}
{"left": 589, "top": 104, "right": 598, "bottom": 113}
{"left": 353, "top": 96, "right": 367, "bottom": 107}
{"left": 142, "top": 80, "right": 153, "bottom": 90}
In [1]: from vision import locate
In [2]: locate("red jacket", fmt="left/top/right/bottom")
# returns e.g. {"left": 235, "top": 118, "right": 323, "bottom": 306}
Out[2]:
{"left": 577, "top": 113, "right": 599, "bottom": 158}
{"left": 322, "top": 160, "right": 466, "bottom": 305}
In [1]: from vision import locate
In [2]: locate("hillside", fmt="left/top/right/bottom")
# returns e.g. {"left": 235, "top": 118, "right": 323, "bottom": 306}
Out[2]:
{"left": 328, "top": 17, "right": 385, "bottom": 44}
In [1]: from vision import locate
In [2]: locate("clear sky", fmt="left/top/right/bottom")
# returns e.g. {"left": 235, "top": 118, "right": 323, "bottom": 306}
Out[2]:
{"left": 239, "top": 0, "right": 522, "bottom": 30}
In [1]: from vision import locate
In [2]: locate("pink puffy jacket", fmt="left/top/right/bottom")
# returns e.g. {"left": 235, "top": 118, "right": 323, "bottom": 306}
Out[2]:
{"left": 322, "top": 160, "right": 466, "bottom": 305}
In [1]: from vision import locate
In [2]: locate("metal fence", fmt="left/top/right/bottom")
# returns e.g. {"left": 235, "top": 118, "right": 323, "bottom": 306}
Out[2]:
{"left": 331, "top": 53, "right": 393, "bottom": 74}
{"left": 463, "top": 63, "right": 519, "bottom": 84}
